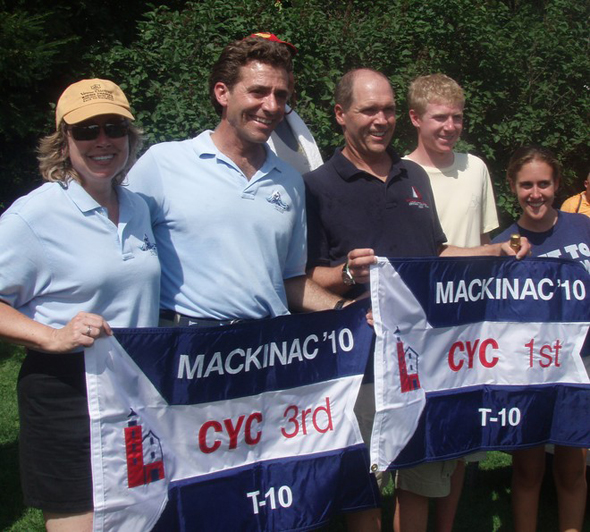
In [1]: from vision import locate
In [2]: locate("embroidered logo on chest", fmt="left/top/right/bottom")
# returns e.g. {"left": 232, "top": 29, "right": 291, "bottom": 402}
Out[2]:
{"left": 405, "top": 186, "right": 430, "bottom": 209}
{"left": 267, "top": 190, "right": 290, "bottom": 213}
{"left": 140, "top": 234, "right": 158, "bottom": 255}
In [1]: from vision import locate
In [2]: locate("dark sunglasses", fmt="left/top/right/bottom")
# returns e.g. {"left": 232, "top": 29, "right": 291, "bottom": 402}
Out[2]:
{"left": 69, "top": 121, "right": 130, "bottom": 141}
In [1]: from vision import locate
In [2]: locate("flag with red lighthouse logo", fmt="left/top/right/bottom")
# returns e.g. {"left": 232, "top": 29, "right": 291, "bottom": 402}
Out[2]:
{"left": 369, "top": 256, "right": 590, "bottom": 472}
{"left": 85, "top": 302, "right": 379, "bottom": 532}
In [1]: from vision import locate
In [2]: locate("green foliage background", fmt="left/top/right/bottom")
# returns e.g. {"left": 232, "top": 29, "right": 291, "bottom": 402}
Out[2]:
{"left": 1, "top": 0, "right": 588, "bottom": 226}
{"left": 0, "top": 5, "right": 588, "bottom": 528}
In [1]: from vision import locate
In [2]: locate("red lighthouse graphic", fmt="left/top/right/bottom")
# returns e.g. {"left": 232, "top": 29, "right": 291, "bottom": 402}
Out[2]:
{"left": 395, "top": 330, "right": 421, "bottom": 393}
{"left": 124, "top": 410, "right": 165, "bottom": 488}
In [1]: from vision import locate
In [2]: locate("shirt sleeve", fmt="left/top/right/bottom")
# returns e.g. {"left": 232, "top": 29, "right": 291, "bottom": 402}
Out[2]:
{"left": 481, "top": 164, "right": 500, "bottom": 234}
{"left": 429, "top": 193, "right": 448, "bottom": 249}
{"left": 491, "top": 223, "right": 518, "bottom": 244}
{"left": 560, "top": 194, "right": 580, "bottom": 213}
{"left": 0, "top": 213, "right": 50, "bottom": 308}
{"left": 126, "top": 147, "right": 167, "bottom": 227}
{"left": 282, "top": 180, "right": 308, "bottom": 279}
{"left": 304, "top": 177, "right": 331, "bottom": 268}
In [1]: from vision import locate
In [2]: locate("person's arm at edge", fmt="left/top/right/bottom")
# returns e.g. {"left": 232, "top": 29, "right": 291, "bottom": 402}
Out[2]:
{"left": 306, "top": 248, "right": 377, "bottom": 296}
{"left": 0, "top": 301, "right": 112, "bottom": 353}
{"left": 439, "top": 236, "right": 531, "bottom": 259}
{"left": 307, "top": 265, "right": 349, "bottom": 296}
{"left": 284, "top": 275, "right": 353, "bottom": 312}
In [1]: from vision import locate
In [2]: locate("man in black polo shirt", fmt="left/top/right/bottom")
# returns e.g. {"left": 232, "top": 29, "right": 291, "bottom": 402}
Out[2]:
{"left": 304, "top": 68, "right": 530, "bottom": 532}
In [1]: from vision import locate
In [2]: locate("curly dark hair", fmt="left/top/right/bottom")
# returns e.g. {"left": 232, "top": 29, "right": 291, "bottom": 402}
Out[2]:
{"left": 209, "top": 37, "right": 293, "bottom": 115}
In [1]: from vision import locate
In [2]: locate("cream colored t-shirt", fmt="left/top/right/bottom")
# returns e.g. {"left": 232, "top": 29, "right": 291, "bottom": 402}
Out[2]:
{"left": 404, "top": 153, "right": 499, "bottom": 247}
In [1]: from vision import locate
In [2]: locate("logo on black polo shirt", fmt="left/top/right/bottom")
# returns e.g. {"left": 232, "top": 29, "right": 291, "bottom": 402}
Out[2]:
{"left": 405, "top": 186, "right": 430, "bottom": 209}
{"left": 267, "top": 190, "right": 289, "bottom": 213}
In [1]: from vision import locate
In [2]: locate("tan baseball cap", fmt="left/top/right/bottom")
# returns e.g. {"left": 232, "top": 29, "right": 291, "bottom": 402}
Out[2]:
{"left": 55, "top": 78, "right": 134, "bottom": 128}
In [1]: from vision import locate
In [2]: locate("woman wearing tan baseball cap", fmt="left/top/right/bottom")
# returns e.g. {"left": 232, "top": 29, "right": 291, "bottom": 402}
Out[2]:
{"left": 0, "top": 79, "right": 160, "bottom": 531}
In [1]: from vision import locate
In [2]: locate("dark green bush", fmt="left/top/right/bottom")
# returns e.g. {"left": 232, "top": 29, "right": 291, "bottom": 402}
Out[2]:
{"left": 2, "top": 0, "right": 588, "bottom": 222}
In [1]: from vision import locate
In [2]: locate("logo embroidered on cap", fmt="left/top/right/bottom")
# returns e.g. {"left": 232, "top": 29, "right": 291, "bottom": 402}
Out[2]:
{"left": 267, "top": 190, "right": 289, "bottom": 212}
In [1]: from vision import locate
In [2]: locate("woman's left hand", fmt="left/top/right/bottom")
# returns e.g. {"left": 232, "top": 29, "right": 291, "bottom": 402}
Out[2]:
{"left": 48, "top": 311, "right": 113, "bottom": 352}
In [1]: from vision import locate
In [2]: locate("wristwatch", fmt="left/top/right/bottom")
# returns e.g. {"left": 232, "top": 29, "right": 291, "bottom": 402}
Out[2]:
{"left": 342, "top": 261, "right": 356, "bottom": 286}
{"left": 334, "top": 299, "right": 347, "bottom": 310}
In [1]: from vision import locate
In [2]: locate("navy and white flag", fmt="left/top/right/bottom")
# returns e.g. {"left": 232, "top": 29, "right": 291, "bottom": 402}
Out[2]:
{"left": 85, "top": 302, "right": 379, "bottom": 532}
{"left": 370, "top": 256, "right": 590, "bottom": 471}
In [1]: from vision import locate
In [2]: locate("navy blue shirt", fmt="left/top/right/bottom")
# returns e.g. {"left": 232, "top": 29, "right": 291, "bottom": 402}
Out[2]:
{"left": 304, "top": 147, "right": 446, "bottom": 270}
{"left": 492, "top": 211, "right": 590, "bottom": 273}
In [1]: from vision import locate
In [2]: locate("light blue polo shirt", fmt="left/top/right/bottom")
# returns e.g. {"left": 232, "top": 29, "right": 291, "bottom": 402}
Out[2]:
{"left": 0, "top": 180, "right": 160, "bottom": 328}
{"left": 127, "top": 130, "right": 307, "bottom": 320}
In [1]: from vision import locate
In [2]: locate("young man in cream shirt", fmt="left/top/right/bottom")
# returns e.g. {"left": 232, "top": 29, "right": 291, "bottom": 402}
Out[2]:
{"left": 406, "top": 74, "right": 499, "bottom": 247}
{"left": 404, "top": 73, "right": 499, "bottom": 532}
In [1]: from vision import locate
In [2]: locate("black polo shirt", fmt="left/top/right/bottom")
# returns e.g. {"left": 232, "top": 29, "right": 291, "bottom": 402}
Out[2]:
{"left": 304, "top": 147, "right": 446, "bottom": 269}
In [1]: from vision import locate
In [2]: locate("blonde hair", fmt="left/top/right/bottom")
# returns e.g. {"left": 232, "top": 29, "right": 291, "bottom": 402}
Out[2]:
{"left": 408, "top": 74, "right": 465, "bottom": 116}
{"left": 37, "top": 120, "right": 142, "bottom": 186}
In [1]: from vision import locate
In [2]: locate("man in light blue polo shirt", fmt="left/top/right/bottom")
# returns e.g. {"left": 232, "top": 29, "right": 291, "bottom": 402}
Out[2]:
{"left": 128, "top": 36, "right": 347, "bottom": 326}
